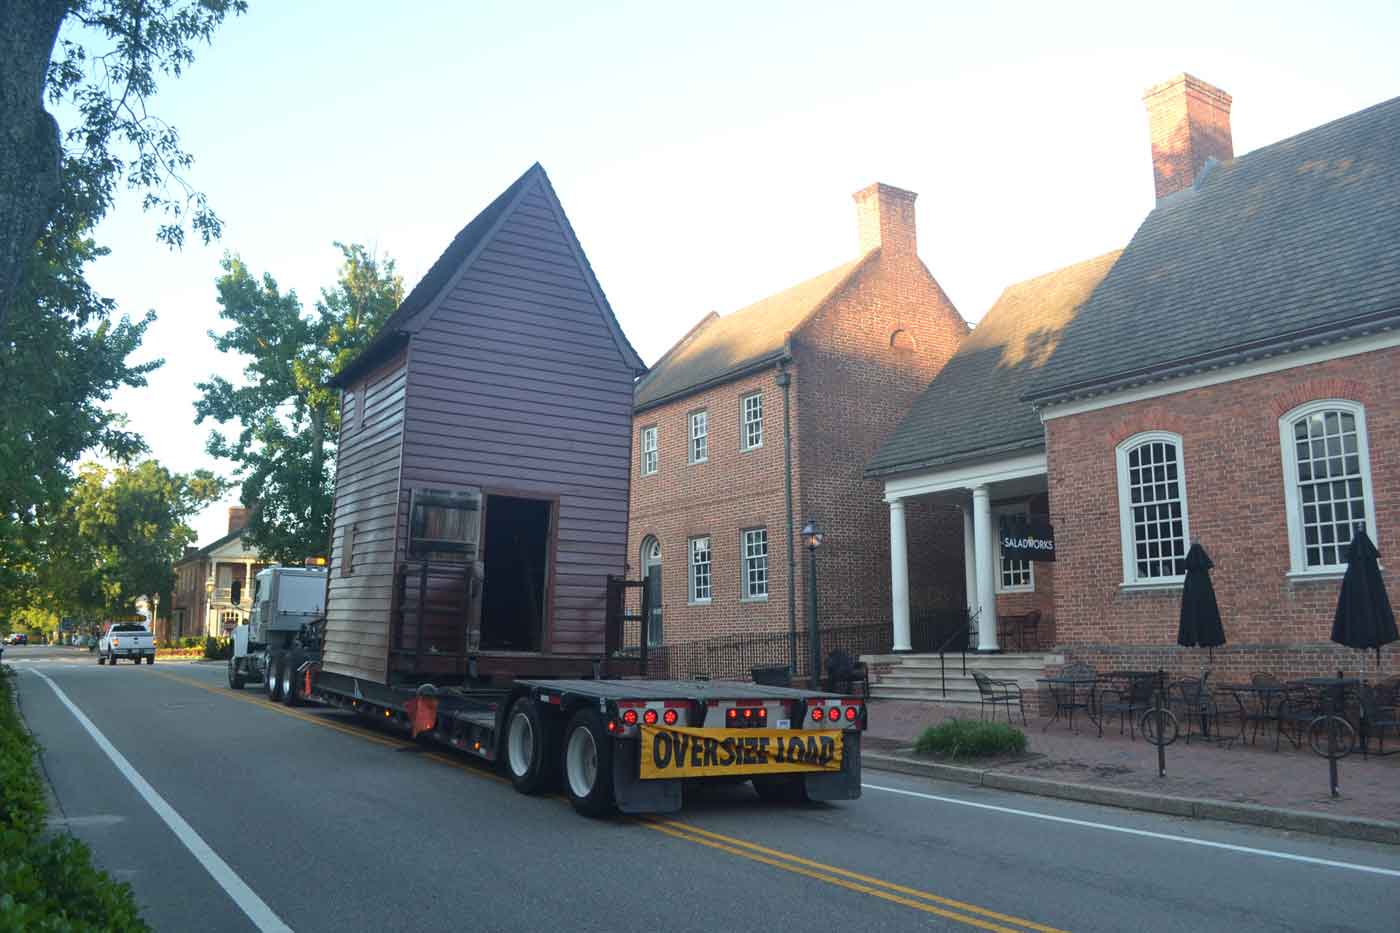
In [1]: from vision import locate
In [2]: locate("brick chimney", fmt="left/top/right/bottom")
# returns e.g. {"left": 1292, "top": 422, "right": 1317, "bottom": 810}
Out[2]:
{"left": 1143, "top": 73, "right": 1233, "bottom": 200}
{"left": 227, "top": 506, "right": 249, "bottom": 535}
{"left": 853, "top": 182, "right": 918, "bottom": 258}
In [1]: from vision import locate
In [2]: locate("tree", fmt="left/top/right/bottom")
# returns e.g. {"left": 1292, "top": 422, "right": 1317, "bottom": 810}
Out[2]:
{"left": 196, "top": 244, "right": 403, "bottom": 563}
{"left": 0, "top": 0, "right": 247, "bottom": 328}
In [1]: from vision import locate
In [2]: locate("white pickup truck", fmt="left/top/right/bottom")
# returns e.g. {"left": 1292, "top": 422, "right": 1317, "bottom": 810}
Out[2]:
{"left": 99, "top": 623, "right": 155, "bottom": 665}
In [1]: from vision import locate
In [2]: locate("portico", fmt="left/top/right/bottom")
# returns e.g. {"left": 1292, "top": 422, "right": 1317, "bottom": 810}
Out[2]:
{"left": 885, "top": 451, "right": 1048, "bottom": 653}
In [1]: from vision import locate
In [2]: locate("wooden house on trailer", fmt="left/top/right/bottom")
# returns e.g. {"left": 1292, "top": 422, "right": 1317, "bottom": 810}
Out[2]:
{"left": 324, "top": 163, "right": 646, "bottom": 686}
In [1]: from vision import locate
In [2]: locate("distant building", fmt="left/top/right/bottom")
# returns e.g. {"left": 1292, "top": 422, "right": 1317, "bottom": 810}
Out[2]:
{"left": 629, "top": 182, "right": 970, "bottom": 652}
{"left": 165, "top": 507, "right": 268, "bottom": 640}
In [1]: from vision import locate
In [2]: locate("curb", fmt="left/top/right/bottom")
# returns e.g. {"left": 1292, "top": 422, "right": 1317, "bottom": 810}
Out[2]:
{"left": 863, "top": 750, "right": 1400, "bottom": 846}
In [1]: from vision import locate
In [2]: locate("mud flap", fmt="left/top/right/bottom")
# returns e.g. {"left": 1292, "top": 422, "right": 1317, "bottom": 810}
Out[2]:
{"left": 613, "top": 739, "right": 682, "bottom": 814}
{"left": 803, "top": 732, "right": 862, "bottom": 801}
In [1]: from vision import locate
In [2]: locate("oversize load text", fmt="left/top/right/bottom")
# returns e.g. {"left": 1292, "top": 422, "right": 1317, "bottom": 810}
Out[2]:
{"left": 639, "top": 725, "right": 843, "bottom": 779}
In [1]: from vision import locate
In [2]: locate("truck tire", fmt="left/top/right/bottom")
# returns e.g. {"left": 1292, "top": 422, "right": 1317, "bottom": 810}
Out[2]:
{"left": 280, "top": 651, "right": 303, "bottom": 707}
{"left": 266, "top": 654, "right": 284, "bottom": 701}
{"left": 563, "top": 708, "right": 616, "bottom": 817}
{"left": 503, "top": 698, "right": 558, "bottom": 795}
{"left": 97, "top": 653, "right": 106, "bottom": 665}
{"left": 145, "top": 654, "right": 155, "bottom": 665}
{"left": 752, "top": 775, "right": 810, "bottom": 804}
{"left": 108, "top": 650, "right": 117, "bottom": 666}
{"left": 227, "top": 656, "right": 245, "bottom": 690}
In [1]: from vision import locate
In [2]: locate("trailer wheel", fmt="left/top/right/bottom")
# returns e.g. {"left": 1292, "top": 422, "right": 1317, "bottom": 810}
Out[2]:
{"left": 752, "top": 775, "right": 810, "bottom": 805}
{"left": 504, "top": 699, "right": 558, "bottom": 794}
{"left": 146, "top": 654, "right": 155, "bottom": 665}
{"left": 280, "top": 651, "right": 303, "bottom": 707}
{"left": 563, "top": 709, "right": 616, "bottom": 817}
{"left": 266, "top": 654, "right": 284, "bottom": 701}
{"left": 227, "top": 656, "right": 245, "bottom": 690}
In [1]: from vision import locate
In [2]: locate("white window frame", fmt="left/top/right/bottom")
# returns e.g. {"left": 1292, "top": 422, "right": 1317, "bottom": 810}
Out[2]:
{"left": 993, "top": 505, "right": 1035, "bottom": 594}
{"left": 1115, "top": 430, "right": 1191, "bottom": 587}
{"left": 1279, "top": 399, "right": 1377, "bottom": 578}
{"left": 741, "top": 527, "right": 768, "bottom": 600}
{"left": 640, "top": 425, "right": 658, "bottom": 476}
{"left": 689, "top": 410, "right": 709, "bottom": 464}
{"left": 741, "top": 392, "right": 764, "bottom": 451}
{"left": 688, "top": 535, "right": 712, "bottom": 604}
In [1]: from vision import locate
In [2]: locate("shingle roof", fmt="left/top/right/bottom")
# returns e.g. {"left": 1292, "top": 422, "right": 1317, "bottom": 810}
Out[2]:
{"left": 867, "top": 251, "right": 1121, "bottom": 477}
{"left": 1026, "top": 94, "right": 1400, "bottom": 405}
{"left": 333, "top": 163, "right": 644, "bottom": 387}
{"left": 634, "top": 254, "right": 874, "bottom": 410}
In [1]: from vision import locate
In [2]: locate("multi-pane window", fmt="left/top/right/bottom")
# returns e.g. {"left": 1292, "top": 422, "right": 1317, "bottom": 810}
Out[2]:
{"left": 1282, "top": 402, "right": 1374, "bottom": 571}
{"left": 689, "top": 411, "right": 709, "bottom": 463}
{"left": 742, "top": 528, "right": 768, "bottom": 598}
{"left": 641, "top": 426, "right": 658, "bottom": 476}
{"left": 689, "top": 536, "right": 712, "bottom": 602}
{"left": 1116, "top": 433, "right": 1190, "bottom": 583}
{"left": 995, "top": 510, "right": 1033, "bottom": 592}
{"left": 742, "top": 393, "right": 764, "bottom": 450}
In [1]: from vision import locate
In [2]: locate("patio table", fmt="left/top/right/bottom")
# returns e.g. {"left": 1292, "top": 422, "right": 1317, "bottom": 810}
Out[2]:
{"left": 1036, "top": 676, "right": 1098, "bottom": 733}
{"left": 1216, "top": 683, "right": 1286, "bottom": 745}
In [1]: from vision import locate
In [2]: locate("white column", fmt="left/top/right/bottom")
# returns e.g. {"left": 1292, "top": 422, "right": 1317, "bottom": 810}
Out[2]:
{"left": 962, "top": 504, "right": 979, "bottom": 624}
{"left": 244, "top": 559, "right": 254, "bottom": 606}
{"left": 888, "top": 498, "right": 912, "bottom": 652}
{"left": 972, "top": 485, "right": 999, "bottom": 651}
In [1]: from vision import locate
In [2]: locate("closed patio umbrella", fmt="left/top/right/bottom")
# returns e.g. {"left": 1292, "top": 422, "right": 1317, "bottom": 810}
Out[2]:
{"left": 1178, "top": 542, "right": 1225, "bottom": 662}
{"left": 1331, "top": 528, "right": 1397, "bottom": 676}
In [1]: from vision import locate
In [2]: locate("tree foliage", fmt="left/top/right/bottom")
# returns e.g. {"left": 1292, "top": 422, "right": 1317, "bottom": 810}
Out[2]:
{"left": 196, "top": 244, "right": 403, "bottom": 563}
{"left": 0, "top": 0, "right": 247, "bottom": 327}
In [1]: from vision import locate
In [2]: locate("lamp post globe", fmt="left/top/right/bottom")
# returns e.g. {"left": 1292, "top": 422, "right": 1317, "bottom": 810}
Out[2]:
{"left": 801, "top": 519, "right": 823, "bottom": 685}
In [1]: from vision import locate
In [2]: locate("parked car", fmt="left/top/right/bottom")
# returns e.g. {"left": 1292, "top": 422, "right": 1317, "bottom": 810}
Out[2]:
{"left": 6, "top": 633, "right": 28, "bottom": 646}
{"left": 99, "top": 623, "right": 154, "bottom": 665}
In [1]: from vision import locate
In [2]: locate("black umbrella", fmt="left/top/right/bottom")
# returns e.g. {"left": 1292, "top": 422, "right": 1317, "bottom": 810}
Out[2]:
{"left": 1178, "top": 542, "right": 1225, "bottom": 662}
{"left": 1331, "top": 528, "right": 1398, "bottom": 676}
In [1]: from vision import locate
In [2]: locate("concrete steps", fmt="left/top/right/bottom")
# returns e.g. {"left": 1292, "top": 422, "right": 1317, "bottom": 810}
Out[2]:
{"left": 861, "top": 652, "right": 1061, "bottom": 705}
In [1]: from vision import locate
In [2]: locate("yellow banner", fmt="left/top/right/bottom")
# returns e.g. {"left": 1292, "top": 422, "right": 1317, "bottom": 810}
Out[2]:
{"left": 639, "top": 725, "right": 843, "bottom": 780}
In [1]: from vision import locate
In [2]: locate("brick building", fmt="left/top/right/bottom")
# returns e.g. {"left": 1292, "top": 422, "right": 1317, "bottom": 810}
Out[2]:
{"left": 870, "top": 74, "right": 1400, "bottom": 691}
{"left": 628, "top": 183, "right": 969, "bottom": 656}
{"left": 165, "top": 506, "right": 268, "bottom": 641}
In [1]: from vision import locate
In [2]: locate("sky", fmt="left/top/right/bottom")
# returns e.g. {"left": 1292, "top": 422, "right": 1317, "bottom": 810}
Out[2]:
{"left": 69, "top": 0, "right": 1400, "bottom": 545}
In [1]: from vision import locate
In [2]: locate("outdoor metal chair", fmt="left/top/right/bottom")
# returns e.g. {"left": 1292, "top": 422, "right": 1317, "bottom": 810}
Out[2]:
{"left": 1359, "top": 684, "right": 1400, "bottom": 758}
{"left": 823, "top": 650, "right": 869, "bottom": 699}
{"left": 1242, "top": 673, "right": 1286, "bottom": 744}
{"left": 972, "top": 670, "right": 1026, "bottom": 726}
{"left": 1097, "top": 672, "right": 1156, "bottom": 739}
{"left": 1275, "top": 683, "right": 1325, "bottom": 751}
{"left": 1170, "top": 672, "right": 1238, "bottom": 743}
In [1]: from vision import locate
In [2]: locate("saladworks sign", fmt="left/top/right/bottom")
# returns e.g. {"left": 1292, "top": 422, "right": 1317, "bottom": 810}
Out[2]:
{"left": 999, "top": 515, "right": 1056, "bottom": 562}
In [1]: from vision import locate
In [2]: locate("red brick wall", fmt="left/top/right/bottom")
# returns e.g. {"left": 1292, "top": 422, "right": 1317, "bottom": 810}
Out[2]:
{"left": 793, "top": 248, "right": 968, "bottom": 631}
{"left": 628, "top": 368, "right": 802, "bottom": 642}
{"left": 1045, "top": 346, "right": 1400, "bottom": 682}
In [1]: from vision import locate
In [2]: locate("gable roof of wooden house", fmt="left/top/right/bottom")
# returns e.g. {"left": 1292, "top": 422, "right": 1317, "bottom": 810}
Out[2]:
{"left": 332, "top": 163, "right": 645, "bottom": 389}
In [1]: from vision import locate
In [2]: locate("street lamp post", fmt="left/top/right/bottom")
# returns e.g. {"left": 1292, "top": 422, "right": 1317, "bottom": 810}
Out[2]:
{"left": 801, "top": 518, "right": 824, "bottom": 688}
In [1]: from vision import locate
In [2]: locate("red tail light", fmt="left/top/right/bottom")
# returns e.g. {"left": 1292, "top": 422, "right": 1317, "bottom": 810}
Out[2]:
{"left": 810, "top": 707, "right": 824, "bottom": 722}
{"left": 662, "top": 709, "right": 678, "bottom": 726}
{"left": 758, "top": 708, "right": 768, "bottom": 720}
{"left": 621, "top": 709, "right": 639, "bottom": 726}
{"left": 845, "top": 706, "right": 859, "bottom": 722}
{"left": 642, "top": 709, "right": 658, "bottom": 725}
{"left": 827, "top": 707, "right": 840, "bottom": 722}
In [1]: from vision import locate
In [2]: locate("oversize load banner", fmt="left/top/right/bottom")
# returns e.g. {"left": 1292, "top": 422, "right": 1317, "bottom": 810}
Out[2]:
{"left": 639, "top": 725, "right": 843, "bottom": 779}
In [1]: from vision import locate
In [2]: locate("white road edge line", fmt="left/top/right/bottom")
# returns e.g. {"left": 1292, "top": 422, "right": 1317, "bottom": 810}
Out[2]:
{"left": 31, "top": 669, "right": 294, "bottom": 933}
{"left": 862, "top": 782, "right": 1400, "bottom": 878}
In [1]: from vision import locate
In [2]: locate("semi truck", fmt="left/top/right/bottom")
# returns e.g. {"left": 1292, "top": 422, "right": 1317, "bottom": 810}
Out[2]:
{"left": 230, "top": 564, "right": 864, "bottom": 817}
{"left": 226, "top": 163, "right": 866, "bottom": 817}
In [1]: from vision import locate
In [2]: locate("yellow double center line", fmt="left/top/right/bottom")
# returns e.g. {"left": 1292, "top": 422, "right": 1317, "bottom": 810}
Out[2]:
{"left": 156, "top": 670, "right": 1061, "bottom": 932}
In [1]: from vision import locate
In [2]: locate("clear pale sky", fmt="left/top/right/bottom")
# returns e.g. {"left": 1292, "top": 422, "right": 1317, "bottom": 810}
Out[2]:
{"left": 72, "top": 0, "right": 1399, "bottom": 545}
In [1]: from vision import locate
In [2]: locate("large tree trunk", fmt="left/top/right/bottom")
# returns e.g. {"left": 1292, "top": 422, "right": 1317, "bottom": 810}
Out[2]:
{"left": 0, "top": 1, "right": 68, "bottom": 332}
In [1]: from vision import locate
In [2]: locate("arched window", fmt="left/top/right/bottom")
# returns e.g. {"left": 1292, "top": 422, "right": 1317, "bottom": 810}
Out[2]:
{"left": 890, "top": 329, "right": 916, "bottom": 353}
{"left": 1279, "top": 400, "right": 1376, "bottom": 574}
{"left": 641, "top": 537, "right": 662, "bottom": 646}
{"left": 1115, "top": 431, "right": 1191, "bottom": 585}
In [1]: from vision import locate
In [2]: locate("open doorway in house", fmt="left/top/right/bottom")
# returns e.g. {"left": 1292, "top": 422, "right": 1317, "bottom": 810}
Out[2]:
{"left": 479, "top": 495, "right": 552, "bottom": 651}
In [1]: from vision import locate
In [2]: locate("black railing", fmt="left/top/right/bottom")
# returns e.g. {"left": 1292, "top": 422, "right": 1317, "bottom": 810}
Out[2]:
{"left": 931, "top": 608, "right": 978, "bottom": 698}
{"left": 390, "top": 560, "right": 474, "bottom": 676}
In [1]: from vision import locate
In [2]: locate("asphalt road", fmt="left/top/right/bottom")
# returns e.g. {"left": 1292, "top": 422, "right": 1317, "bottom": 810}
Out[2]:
{"left": 8, "top": 647, "right": 1400, "bottom": 932}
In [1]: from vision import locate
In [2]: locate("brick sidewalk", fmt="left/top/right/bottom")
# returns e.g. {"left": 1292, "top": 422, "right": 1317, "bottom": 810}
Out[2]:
{"left": 866, "top": 699, "right": 1400, "bottom": 824}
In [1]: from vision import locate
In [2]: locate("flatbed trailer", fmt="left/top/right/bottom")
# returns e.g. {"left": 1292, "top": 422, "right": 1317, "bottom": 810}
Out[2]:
{"left": 299, "top": 664, "right": 864, "bottom": 816}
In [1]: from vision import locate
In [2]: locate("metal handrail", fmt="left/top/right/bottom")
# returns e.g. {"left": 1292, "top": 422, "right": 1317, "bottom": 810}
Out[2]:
{"left": 937, "top": 607, "right": 980, "bottom": 699}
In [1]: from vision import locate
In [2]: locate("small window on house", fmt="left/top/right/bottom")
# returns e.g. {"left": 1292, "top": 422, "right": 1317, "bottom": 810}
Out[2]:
{"left": 994, "top": 507, "right": 1034, "bottom": 593}
{"left": 689, "top": 536, "right": 712, "bottom": 603}
{"left": 409, "top": 488, "right": 483, "bottom": 561}
{"left": 342, "top": 524, "right": 358, "bottom": 577}
{"left": 742, "top": 528, "right": 768, "bottom": 599}
{"left": 689, "top": 411, "right": 709, "bottom": 464}
{"left": 890, "top": 329, "right": 916, "bottom": 353}
{"left": 641, "top": 426, "right": 658, "bottom": 476}
{"left": 1280, "top": 400, "right": 1376, "bottom": 573}
{"left": 356, "top": 380, "right": 367, "bottom": 430}
{"left": 1115, "top": 432, "right": 1190, "bottom": 584}
{"left": 741, "top": 393, "right": 763, "bottom": 450}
